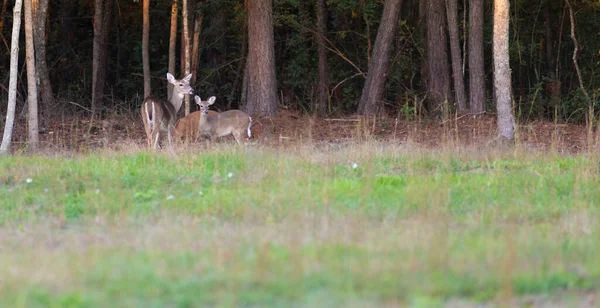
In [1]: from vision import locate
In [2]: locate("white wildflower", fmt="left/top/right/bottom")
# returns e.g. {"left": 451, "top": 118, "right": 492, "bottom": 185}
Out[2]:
{"left": 166, "top": 195, "right": 175, "bottom": 200}
{"left": 25, "top": 178, "right": 32, "bottom": 184}
{"left": 352, "top": 162, "right": 358, "bottom": 169}
{"left": 227, "top": 172, "right": 233, "bottom": 178}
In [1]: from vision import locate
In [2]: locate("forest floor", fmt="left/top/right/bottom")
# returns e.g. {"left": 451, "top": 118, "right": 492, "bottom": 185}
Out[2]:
{"left": 4, "top": 109, "right": 595, "bottom": 154}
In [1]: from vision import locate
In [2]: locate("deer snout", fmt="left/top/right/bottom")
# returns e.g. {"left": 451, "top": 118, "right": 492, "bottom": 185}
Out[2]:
{"left": 189, "top": 88, "right": 196, "bottom": 95}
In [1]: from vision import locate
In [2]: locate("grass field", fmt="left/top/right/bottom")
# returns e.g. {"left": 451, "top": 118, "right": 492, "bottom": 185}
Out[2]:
{"left": 0, "top": 142, "right": 598, "bottom": 307}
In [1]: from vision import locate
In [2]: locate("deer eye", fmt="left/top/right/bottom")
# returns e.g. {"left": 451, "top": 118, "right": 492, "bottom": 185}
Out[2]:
{"left": 179, "top": 84, "right": 184, "bottom": 87}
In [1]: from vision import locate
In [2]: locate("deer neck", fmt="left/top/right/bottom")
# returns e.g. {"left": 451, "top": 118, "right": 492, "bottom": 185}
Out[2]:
{"left": 169, "top": 91, "right": 185, "bottom": 114}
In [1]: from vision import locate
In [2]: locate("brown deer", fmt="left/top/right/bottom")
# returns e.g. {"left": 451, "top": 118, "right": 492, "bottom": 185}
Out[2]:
{"left": 174, "top": 109, "right": 218, "bottom": 142}
{"left": 140, "top": 73, "right": 195, "bottom": 149}
{"left": 194, "top": 95, "right": 252, "bottom": 145}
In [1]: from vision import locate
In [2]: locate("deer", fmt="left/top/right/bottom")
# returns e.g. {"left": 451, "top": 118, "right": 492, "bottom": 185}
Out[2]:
{"left": 140, "top": 73, "right": 195, "bottom": 149}
{"left": 174, "top": 109, "right": 218, "bottom": 142}
{"left": 194, "top": 95, "right": 252, "bottom": 145}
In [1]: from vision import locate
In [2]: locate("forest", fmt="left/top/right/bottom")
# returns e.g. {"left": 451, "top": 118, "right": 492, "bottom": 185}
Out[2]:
{"left": 0, "top": 0, "right": 598, "bottom": 152}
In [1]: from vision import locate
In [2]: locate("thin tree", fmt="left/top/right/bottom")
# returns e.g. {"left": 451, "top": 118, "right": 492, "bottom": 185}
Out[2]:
{"left": 445, "top": 0, "right": 467, "bottom": 112}
{"left": 168, "top": 0, "right": 178, "bottom": 99}
{"left": 426, "top": 0, "right": 451, "bottom": 114}
{"left": 32, "top": 0, "right": 53, "bottom": 121}
{"left": 247, "top": 0, "right": 279, "bottom": 117}
{"left": 91, "top": 0, "right": 113, "bottom": 117}
{"left": 0, "top": 0, "right": 23, "bottom": 155}
{"left": 24, "top": 0, "right": 39, "bottom": 152}
{"left": 142, "top": 0, "right": 151, "bottom": 98}
{"left": 357, "top": 0, "right": 403, "bottom": 116}
{"left": 493, "top": 0, "right": 514, "bottom": 144}
{"left": 181, "top": 0, "right": 191, "bottom": 115}
{"left": 190, "top": 8, "right": 204, "bottom": 86}
{"left": 469, "top": 0, "right": 485, "bottom": 113}
{"left": 314, "top": 0, "right": 329, "bottom": 116}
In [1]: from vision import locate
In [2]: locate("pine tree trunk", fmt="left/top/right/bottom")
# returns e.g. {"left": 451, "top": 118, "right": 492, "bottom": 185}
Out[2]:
{"left": 357, "top": 0, "right": 403, "bottom": 116}
{"left": 168, "top": 0, "right": 178, "bottom": 99}
{"left": 142, "top": 0, "right": 151, "bottom": 98}
{"left": 445, "top": 0, "right": 467, "bottom": 112}
{"left": 0, "top": 0, "right": 23, "bottom": 155}
{"left": 426, "top": 0, "right": 451, "bottom": 114}
{"left": 468, "top": 0, "right": 485, "bottom": 113}
{"left": 191, "top": 11, "right": 203, "bottom": 85}
{"left": 32, "top": 0, "right": 53, "bottom": 124}
{"left": 91, "top": 0, "right": 103, "bottom": 115}
{"left": 493, "top": 0, "right": 514, "bottom": 143}
{"left": 24, "top": 0, "right": 38, "bottom": 152}
{"left": 314, "top": 0, "right": 329, "bottom": 116}
{"left": 247, "top": 0, "right": 278, "bottom": 117}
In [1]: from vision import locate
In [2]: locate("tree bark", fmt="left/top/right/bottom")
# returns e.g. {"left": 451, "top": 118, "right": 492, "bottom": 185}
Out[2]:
{"left": 24, "top": 0, "right": 39, "bottom": 152}
{"left": 426, "top": 0, "right": 451, "bottom": 114}
{"left": 32, "top": 0, "right": 52, "bottom": 123}
{"left": 445, "top": 0, "right": 467, "bottom": 112}
{"left": 357, "top": 0, "right": 403, "bottom": 116}
{"left": 181, "top": 0, "right": 191, "bottom": 115}
{"left": 190, "top": 11, "right": 203, "bottom": 85}
{"left": 493, "top": 0, "right": 514, "bottom": 143}
{"left": 314, "top": 0, "right": 329, "bottom": 116}
{"left": 468, "top": 0, "right": 485, "bottom": 113}
{"left": 91, "top": 0, "right": 112, "bottom": 117}
{"left": 168, "top": 0, "right": 178, "bottom": 99}
{"left": 0, "top": 0, "right": 23, "bottom": 155}
{"left": 142, "top": 0, "right": 151, "bottom": 98}
{"left": 247, "top": 0, "right": 279, "bottom": 117}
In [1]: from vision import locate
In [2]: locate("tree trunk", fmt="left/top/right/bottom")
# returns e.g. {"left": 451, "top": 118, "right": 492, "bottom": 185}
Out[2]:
{"left": 247, "top": 0, "right": 279, "bottom": 117}
{"left": 142, "top": 0, "right": 151, "bottom": 98}
{"left": 91, "top": 0, "right": 103, "bottom": 115}
{"left": 314, "top": 0, "right": 329, "bottom": 116}
{"left": 426, "top": 0, "right": 451, "bottom": 114}
{"left": 468, "top": 0, "right": 485, "bottom": 113}
{"left": 0, "top": 0, "right": 23, "bottom": 155}
{"left": 91, "top": 0, "right": 112, "bottom": 117}
{"left": 357, "top": 0, "right": 403, "bottom": 116}
{"left": 32, "top": 0, "right": 52, "bottom": 124}
{"left": 190, "top": 11, "right": 203, "bottom": 85}
{"left": 24, "top": 0, "right": 38, "bottom": 152}
{"left": 445, "top": 0, "right": 467, "bottom": 112}
{"left": 182, "top": 0, "right": 191, "bottom": 115}
{"left": 493, "top": 0, "right": 514, "bottom": 143}
{"left": 168, "top": 0, "right": 178, "bottom": 99}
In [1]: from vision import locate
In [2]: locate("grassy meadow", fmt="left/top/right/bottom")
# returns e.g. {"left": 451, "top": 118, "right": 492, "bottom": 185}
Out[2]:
{"left": 0, "top": 141, "right": 598, "bottom": 307}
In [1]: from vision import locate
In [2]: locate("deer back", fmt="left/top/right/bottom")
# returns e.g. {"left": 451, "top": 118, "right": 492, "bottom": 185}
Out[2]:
{"left": 200, "top": 110, "right": 251, "bottom": 137}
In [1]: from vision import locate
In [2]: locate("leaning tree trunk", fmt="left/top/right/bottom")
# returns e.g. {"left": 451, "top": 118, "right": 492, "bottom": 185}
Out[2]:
{"left": 24, "top": 0, "right": 39, "bottom": 152}
{"left": 445, "top": 0, "right": 467, "bottom": 112}
{"left": 426, "top": 0, "right": 451, "bottom": 115}
{"left": 142, "top": 0, "right": 151, "bottom": 98}
{"left": 247, "top": 0, "right": 279, "bottom": 117}
{"left": 493, "top": 0, "right": 514, "bottom": 143}
{"left": 468, "top": 0, "right": 485, "bottom": 113}
{"left": 32, "top": 0, "right": 53, "bottom": 123}
{"left": 182, "top": 0, "right": 191, "bottom": 115}
{"left": 167, "top": 0, "right": 178, "bottom": 99}
{"left": 0, "top": 0, "right": 23, "bottom": 155}
{"left": 314, "top": 0, "right": 329, "bottom": 116}
{"left": 357, "top": 0, "right": 403, "bottom": 116}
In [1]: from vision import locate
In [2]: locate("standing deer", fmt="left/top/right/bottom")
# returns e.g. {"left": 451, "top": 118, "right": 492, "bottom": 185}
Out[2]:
{"left": 194, "top": 95, "right": 252, "bottom": 145}
{"left": 140, "top": 73, "right": 195, "bottom": 149}
{"left": 174, "top": 109, "right": 218, "bottom": 142}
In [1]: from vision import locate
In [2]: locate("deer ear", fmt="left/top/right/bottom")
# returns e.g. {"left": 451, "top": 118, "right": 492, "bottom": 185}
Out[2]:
{"left": 166, "top": 73, "right": 175, "bottom": 83}
{"left": 208, "top": 96, "right": 216, "bottom": 105}
{"left": 184, "top": 74, "right": 193, "bottom": 83}
{"left": 194, "top": 95, "right": 201, "bottom": 105}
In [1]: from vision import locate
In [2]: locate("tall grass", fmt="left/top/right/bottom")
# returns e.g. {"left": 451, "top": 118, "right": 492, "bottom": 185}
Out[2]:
{"left": 0, "top": 142, "right": 598, "bottom": 307}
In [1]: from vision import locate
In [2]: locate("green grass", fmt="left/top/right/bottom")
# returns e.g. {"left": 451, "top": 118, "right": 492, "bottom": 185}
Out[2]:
{"left": 0, "top": 143, "right": 598, "bottom": 307}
